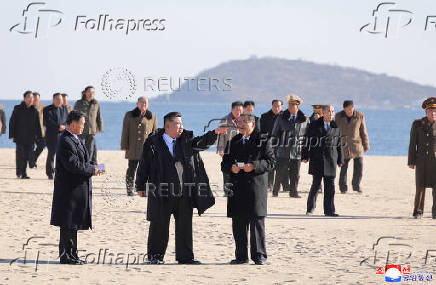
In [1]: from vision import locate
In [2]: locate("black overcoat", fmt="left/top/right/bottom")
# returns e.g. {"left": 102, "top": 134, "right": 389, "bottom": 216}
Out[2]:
{"left": 135, "top": 128, "right": 217, "bottom": 221}
{"left": 50, "top": 131, "right": 95, "bottom": 230}
{"left": 9, "top": 102, "right": 42, "bottom": 145}
{"left": 221, "top": 130, "right": 275, "bottom": 218}
{"left": 43, "top": 105, "right": 68, "bottom": 149}
{"left": 302, "top": 118, "right": 344, "bottom": 177}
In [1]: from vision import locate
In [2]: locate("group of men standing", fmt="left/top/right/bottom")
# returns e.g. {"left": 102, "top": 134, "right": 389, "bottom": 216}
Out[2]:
{"left": 3, "top": 90, "right": 435, "bottom": 266}
{"left": 6, "top": 87, "right": 103, "bottom": 179}
{"left": 216, "top": 95, "right": 370, "bottom": 216}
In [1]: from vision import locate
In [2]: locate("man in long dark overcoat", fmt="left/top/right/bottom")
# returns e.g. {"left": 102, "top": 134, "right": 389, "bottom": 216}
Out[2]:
{"left": 43, "top": 93, "right": 68, "bottom": 179}
{"left": 260, "top": 99, "right": 283, "bottom": 191}
{"left": 408, "top": 97, "right": 436, "bottom": 219}
{"left": 302, "top": 105, "right": 344, "bottom": 217}
{"left": 135, "top": 112, "right": 227, "bottom": 265}
{"left": 50, "top": 110, "right": 102, "bottom": 264}
{"left": 9, "top": 91, "right": 42, "bottom": 179}
{"left": 222, "top": 114, "right": 275, "bottom": 265}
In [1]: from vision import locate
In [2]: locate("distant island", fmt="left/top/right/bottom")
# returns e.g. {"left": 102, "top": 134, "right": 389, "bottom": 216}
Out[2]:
{"left": 150, "top": 57, "right": 435, "bottom": 109}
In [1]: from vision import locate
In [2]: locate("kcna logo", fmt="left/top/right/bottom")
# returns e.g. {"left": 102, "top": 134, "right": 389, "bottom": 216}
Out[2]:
{"left": 10, "top": 2, "right": 63, "bottom": 38}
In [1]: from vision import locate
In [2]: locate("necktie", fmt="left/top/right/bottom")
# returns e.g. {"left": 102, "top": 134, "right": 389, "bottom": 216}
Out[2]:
{"left": 325, "top": 123, "right": 330, "bottom": 132}
{"left": 56, "top": 107, "right": 60, "bottom": 125}
{"left": 172, "top": 139, "right": 177, "bottom": 158}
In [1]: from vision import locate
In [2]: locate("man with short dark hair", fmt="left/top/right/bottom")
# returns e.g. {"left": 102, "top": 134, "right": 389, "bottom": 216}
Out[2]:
{"left": 222, "top": 113, "right": 275, "bottom": 265}
{"left": 243, "top": 100, "right": 260, "bottom": 130}
{"left": 260, "top": 99, "right": 283, "bottom": 191}
{"left": 74, "top": 86, "right": 103, "bottom": 163}
{"left": 335, "top": 100, "right": 370, "bottom": 193}
{"left": 303, "top": 105, "right": 344, "bottom": 217}
{"left": 50, "top": 110, "right": 102, "bottom": 264}
{"left": 135, "top": 112, "right": 227, "bottom": 264}
{"left": 9, "top": 91, "right": 42, "bottom": 179}
{"left": 61, "top": 93, "right": 73, "bottom": 113}
{"left": 217, "top": 101, "right": 244, "bottom": 189}
{"left": 44, "top": 93, "right": 68, "bottom": 179}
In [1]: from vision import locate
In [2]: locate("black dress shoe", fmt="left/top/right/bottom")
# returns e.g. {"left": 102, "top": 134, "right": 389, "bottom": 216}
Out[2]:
{"left": 289, "top": 193, "right": 301, "bottom": 198}
{"left": 149, "top": 258, "right": 164, "bottom": 264}
{"left": 230, "top": 259, "right": 249, "bottom": 264}
{"left": 306, "top": 211, "right": 313, "bottom": 215}
{"left": 60, "top": 258, "right": 84, "bottom": 265}
{"left": 353, "top": 189, "right": 362, "bottom": 193}
{"left": 253, "top": 259, "right": 266, "bottom": 265}
{"left": 21, "top": 175, "right": 30, "bottom": 179}
{"left": 413, "top": 214, "right": 422, "bottom": 219}
{"left": 70, "top": 255, "right": 87, "bottom": 264}
{"left": 127, "top": 191, "right": 134, "bottom": 196}
{"left": 178, "top": 259, "right": 201, "bottom": 264}
{"left": 48, "top": 175, "right": 54, "bottom": 180}
{"left": 325, "top": 213, "right": 339, "bottom": 217}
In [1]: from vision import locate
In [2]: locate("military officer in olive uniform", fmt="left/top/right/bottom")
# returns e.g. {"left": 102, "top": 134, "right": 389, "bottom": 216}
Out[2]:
{"left": 310, "top": 104, "right": 323, "bottom": 123}
{"left": 121, "top": 96, "right": 158, "bottom": 196}
{"left": 408, "top": 97, "right": 436, "bottom": 219}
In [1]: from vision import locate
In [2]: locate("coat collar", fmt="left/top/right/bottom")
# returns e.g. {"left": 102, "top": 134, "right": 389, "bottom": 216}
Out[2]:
{"left": 320, "top": 118, "right": 338, "bottom": 128}
{"left": 131, "top": 107, "right": 153, "bottom": 119}
{"left": 64, "top": 130, "right": 87, "bottom": 156}
{"left": 267, "top": 110, "right": 281, "bottom": 118}
{"left": 19, "top": 101, "right": 36, "bottom": 111}
{"left": 235, "top": 128, "right": 260, "bottom": 144}
{"left": 338, "top": 110, "right": 357, "bottom": 119}
{"left": 282, "top": 109, "right": 306, "bottom": 122}
{"left": 149, "top": 128, "right": 193, "bottom": 155}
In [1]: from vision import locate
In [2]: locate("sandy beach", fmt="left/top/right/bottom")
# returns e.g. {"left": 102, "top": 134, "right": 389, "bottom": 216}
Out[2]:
{"left": 1, "top": 148, "right": 435, "bottom": 284}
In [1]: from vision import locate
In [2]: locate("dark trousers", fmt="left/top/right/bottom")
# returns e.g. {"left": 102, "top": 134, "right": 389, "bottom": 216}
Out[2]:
{"left": 79, "top": 134, "right": 97, "bottom": 163}
{"left": 46, "top": 140, "right": 57, "bottom": 177}
{"left": 339, "top": 157, "right": 363, "bottom": 192}
{"left": 147, "top": 197, "right": 194, "bottom": 262}
{"left": 413, "top": 187, "right": 436, "bottom": 216}
{"left": 273, "top": 158, "right": 301, "bottom": 195}
{"left": 16, "top": 144, "right": 33, "bottom": 177}
{"left": 126, "top": 160, "right": 139, "bottom": 193}
{"left": 46, "top": 148, "right": 56, "bottom": 177}
{"left": 223, "top": 172, "right": 231, "bottom": 191}
{"left": 267, "top": 169, "right": 275, "bottom": 190}
{"left": 59, "top": 228, "right": 78, "bottom": 260}
{"left": 232, "top": 217, "right": 267, "bottom": 262}
{"left": 31, "top": 139, "right": 45, "bottom": 167}
{"left": 273, "top": 158, "right": 289, "bottom": 194}
{"left": 307, "top": 175, "right": 336, "bottom": 215}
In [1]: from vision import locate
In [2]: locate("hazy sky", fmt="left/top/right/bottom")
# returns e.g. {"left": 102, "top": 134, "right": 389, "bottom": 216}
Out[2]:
{"left": 1, "top": 0, "right": 436, "bottom": 101}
